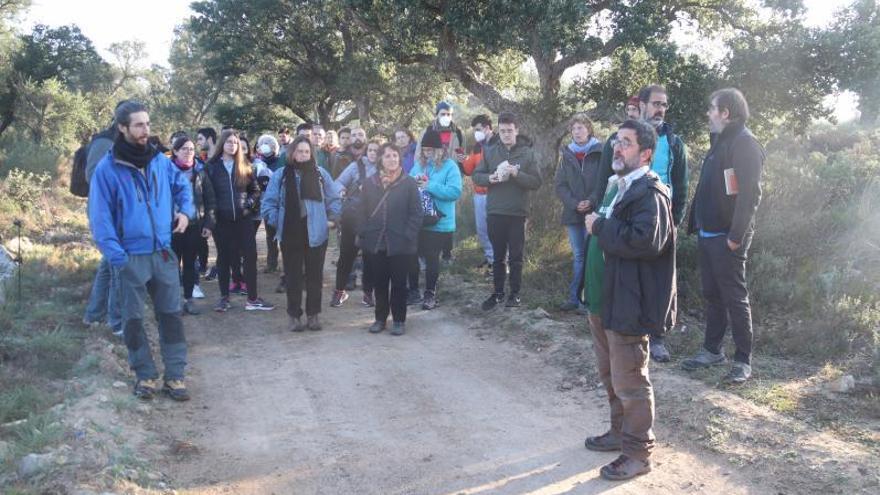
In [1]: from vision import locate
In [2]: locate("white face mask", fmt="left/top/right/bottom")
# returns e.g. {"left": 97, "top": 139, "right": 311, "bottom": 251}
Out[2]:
{"left": 259, "top": 144, "right": 273, "bottom": 155}
{"left": 438, "top": 115, "right": 452, "bottom": 127}
{"left": 474, "top": 130, "right": 486, "bottom": 142}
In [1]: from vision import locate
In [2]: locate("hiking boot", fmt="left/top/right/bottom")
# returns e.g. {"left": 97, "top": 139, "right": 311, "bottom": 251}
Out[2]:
{"left": 368, "top": 320, "right": 386, "bottom": 334}
{"left": 584, "top": 430, "right": 622, "bottom": 452}
{"left": 214, "top": 297, "right": 231, "bottom": 313}
{"left": 391, "top": 321, "right": 406, "bottom": 336}
{"left": 330, "top": 290, "right": 348, "bottom": 307}
{"left": 307, "top": 315, "right": 322, "bottom": 331}
{"left": 183, "top": 299, "right": 200, "bottom": 316}
{"left": 406, "top": 289, "right": 423, "bottom": 306}
{"left": 505, "top": 293, "right": 521, "bottom": 308}
{"left": 163, "top": 380, "right": 190, "bottom": 401}
{"left": 362, "top": 291, "right": 375, "bottom": 307}
{"left": 649, "top": 339, "right": 671, "bottom": 363}
{"left": 421, "top": 292, "right": 437, "bottom": 310}
{"left": 192, "top": 284, "right": 205, "bottom": 299}
{"left": 681, "top": 348, "right": 727, "bottom": 370}
{"left": 481, "top": 293, "right": 504, "bottom": 311}
{"left": 599, "top": 455, "right": 651, "bottom": 481}
{"left": 133, "top": 378, "right": 159, "bottom": 400}
{"left": 559, "top": 301, "right": 579, "bottom": 312}
{"left": 723, "top": 362, "right": 752, "bottom": 385}
{"left": 245, "top": 297, "right": 275, "bottom": 311}
{"left": 288, "top": 316, "right": 306, "bottom": 332}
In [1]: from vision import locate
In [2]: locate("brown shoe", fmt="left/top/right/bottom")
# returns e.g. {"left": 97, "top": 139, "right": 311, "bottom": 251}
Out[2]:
{"left": 599, "top": 455, "right": 651, "bottom": 481}
{"left": 288, "top": 316, "right": 306, "bottom": 332}
{"left": 584, "top": 431, "right": 622, "bottom": 452}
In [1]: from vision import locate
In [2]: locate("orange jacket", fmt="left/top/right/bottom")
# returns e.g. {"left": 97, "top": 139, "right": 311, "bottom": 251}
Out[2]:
{"left": 461, "top": 151, "right": 487, "bottom": 195}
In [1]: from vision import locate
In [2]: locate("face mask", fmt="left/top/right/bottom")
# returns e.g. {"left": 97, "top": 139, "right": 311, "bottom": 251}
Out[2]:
{"left": 438, "top": 116, "right": 452, "bottom": 127}
{"left": 259, "top": 144, "right": 273, "bottom": 155}
{"left": 474, "top": 130, "right": 486, "bottom": 142}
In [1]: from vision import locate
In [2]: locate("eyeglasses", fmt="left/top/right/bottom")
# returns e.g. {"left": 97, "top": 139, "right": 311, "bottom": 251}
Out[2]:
{"left": 610, "top": 138, "right": 635, "bottom": 149}
{"left": 179, "top": 146, "right": 196, "bottom": 152}
{"left": 649, "top": 101, "right": 669, "bottom": 110}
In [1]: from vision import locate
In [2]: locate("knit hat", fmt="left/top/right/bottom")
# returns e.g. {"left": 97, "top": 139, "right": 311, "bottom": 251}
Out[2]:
{"left": 435, "top": 100, "right": 452, "bottom": 115}
{"left": 420, "top": 129, "right": 443, "bottom": 149}
{"left": 627, "top": 96, "right": 640, "bottom": 107}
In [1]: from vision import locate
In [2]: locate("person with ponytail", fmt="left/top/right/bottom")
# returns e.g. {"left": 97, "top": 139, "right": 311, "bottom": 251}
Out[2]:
{"left": 262, "top": 135, "right": 341, "bottom": 332}
{"left": 205, "top": 129, "right": 274, "bottom": 312}
{"left": 170, "top": 136, "right": 216, "bottom": 315}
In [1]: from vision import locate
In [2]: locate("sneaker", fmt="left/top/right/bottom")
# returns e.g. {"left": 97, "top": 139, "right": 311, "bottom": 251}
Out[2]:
{"left": 584, "top": 431, "right": 622, "bottom": 452}
{"left": 723, "top": 362, "right": 752, "bottom": 385}
{"left": 599, "top": 455, "right": 651, "bottom": 481}
{"left": 649, "top": 339, "right": 671, "bottom": 363}
{"left": 368, "top": 320, "right": 386, "bottom": 334}
{"left": 559, "top": 301, "right": 579, "bottom": 312}
{"left": 163, "top": 380, "right": 190, "bottom": 401}
{"left": 391, "top": 321, "right": 406, "bottom": 336}
{"left": 111, "top": 328, "right": 124, "bottom": 338}
{"left": 183, "top": 299, "right": 200, "bottom": 316}
{"left": 214, "top": 297, "right": 231, "bottom": 313}
{"left": 204, "top": 266, "right": 218, "bottom": 281}
{"left": 306, "top": 314, "right": 322, "bottom": 331}
{"left": 245, "top": 298, "right": 275, "bottom": 311}
{"left": 421, "top": 292, "right": 437, "bottom": 310}
{"left": 330, "top": 290, "right": 349, "bottom": 307}
{"left": 229, "top": 282, "right": 240, "bottom": 293}
{"left": 406, "top": 289, "right": 423, "bottom": 306}
{"left": 288, "top": 316, "right": 306, "bottom": 332}
{"left": 362, "top": 291, "right": 375, "bottom": 307}
{"left": 237, "top": 282, "right": 249, "bottom": 296}
{"left": 505, "top": 293, "right": 521, "bottom": 308}
{"left": 681, "top": 348, "right": 727, "bottom": 370}
{"left": 192, "top": 284, "right": 205, "bottom": 299}
{"left": 481, "top": 293, "right": 504, "bottom": 311}
{"left": 133, "top": 378, "right": 159, "bottom": 400}
{"left": 575, "top": 305, "right": 590, "bottom": 316}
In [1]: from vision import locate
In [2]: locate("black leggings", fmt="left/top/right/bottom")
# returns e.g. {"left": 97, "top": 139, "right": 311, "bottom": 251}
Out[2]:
{"left": 213, "top": 218, "right": 258, "bottom": 299}
{"left": 335, "top": 220, "right": 372, "bottom": 292}
{"left": 408, "top": 230, "right": 451, "bottom": 295}
{"left": 366, "top": 251, "right": 410, "bottom": 323}
{"left": 171, "top": 225, "right": 201, "bottom": 299}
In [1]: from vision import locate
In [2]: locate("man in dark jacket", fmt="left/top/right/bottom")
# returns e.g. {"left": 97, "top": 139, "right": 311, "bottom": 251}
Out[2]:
{"left": 584, "top": 119, "right": 675, "bottom": 481}
{"left": 682, "top": 88, "right": 764, "bottom": 385}
{"left": 554, "top": 112, "right": 602, "bottom": 312}
{"left": 473, "top": 111, "right": 543, "bottom": 309}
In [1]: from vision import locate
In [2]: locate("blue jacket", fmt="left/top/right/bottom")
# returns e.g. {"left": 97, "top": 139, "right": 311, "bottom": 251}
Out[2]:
{"left": 88, "top": 150, "right": 194, "bottom": 267}
{"left": 410, "top": 158, "right": 462, "bottom": 233}
{"left": 261, "top": 166, "right": 342, "bottom": 248}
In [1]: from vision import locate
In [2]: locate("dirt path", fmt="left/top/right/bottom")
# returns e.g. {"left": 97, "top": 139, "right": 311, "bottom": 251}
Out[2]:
{"left": 145, "top": 242, "right": 764, "bottom": 495}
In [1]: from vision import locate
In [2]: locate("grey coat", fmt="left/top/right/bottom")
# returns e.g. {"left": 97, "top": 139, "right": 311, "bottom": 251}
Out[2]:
{"left": 554, "top": 140, "right": 603, "bottom": 225}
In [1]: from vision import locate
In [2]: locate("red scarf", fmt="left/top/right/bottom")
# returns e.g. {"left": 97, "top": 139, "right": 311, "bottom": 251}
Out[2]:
{"left": 173, "top": 158, "right": 195, "bottom": 171}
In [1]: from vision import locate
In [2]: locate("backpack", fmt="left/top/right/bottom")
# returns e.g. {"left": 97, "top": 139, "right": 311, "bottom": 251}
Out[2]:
{"left": 341, "top": 158, "right": 368, "bottom": 226}
{"left": 69, "top": 144, "right": 90, "bottom": 197}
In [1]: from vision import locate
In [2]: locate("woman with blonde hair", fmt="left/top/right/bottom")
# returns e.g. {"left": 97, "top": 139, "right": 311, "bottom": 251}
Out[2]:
{"left": 205, "top": 129, "right": 274, "bottom": 312}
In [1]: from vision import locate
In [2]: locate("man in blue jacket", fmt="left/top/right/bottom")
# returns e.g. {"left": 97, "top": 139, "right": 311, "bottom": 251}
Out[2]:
{"left": 89, "top": 101, "right": 195, "bottom": 402}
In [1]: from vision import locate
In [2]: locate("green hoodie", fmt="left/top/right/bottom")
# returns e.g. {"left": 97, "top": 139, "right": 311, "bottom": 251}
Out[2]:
{"left": 472, "top": 136, "right": 543, "bottom": 217}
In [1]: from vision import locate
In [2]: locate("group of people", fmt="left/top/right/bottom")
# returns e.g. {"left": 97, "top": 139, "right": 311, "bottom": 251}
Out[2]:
{"left": 82, "top": 84, "right": 764, "bottom": 482}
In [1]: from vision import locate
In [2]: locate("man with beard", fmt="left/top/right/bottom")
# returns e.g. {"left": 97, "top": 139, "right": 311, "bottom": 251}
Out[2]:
{"left": 89, "top": 101, "right": 195, "bottom": 401}
{"left": 583, "top": 119, "right": 675, "bottom": 480}
{"left": 332, "top": 126, "right": 366, "bottom": 179}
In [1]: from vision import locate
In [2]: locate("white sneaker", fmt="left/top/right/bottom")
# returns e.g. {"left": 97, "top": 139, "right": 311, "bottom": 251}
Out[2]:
{"left": 192, "top": 285, "right": 205, "bottom": 299}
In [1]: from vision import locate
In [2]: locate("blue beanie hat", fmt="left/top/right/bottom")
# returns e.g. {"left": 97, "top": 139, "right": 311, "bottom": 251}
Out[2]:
{"left": 435, "top": 100, "right": 452, "bottom": 114}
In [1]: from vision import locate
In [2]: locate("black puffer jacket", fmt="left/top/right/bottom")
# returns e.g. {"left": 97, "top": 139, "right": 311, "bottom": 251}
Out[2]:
{"left": 591, "top": 171, "right": 676, "bottom": 336}
{"left": 554, "top": 140, "right": 603, "bottom": 225}
{"left": 205, "top": 158, "right": 260, "bottom": 222}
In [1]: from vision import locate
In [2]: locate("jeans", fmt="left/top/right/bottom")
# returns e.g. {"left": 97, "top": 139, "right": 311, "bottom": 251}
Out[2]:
{"left": 488, "top": 214, "right": 525, "bottom": 295}
{"left": 408, "top": 230, "right": 451, "bottom": 294}
{"left": 473, "top": 194, "right": 493, "bottom": 263}
{"left": 83, "top": 257, "right": 122, "bottom": 332}
{"left": 699, "top": 234, "right": 754, "bottom": 364}
{"left": 566, "top": 224, "right": 587, "bottom": 305}
{"left": 118, "top": 251, "right": 187, "bottom": 381}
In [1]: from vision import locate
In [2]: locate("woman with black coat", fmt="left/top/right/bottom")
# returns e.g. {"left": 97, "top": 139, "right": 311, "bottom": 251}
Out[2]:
{"left": 205, "top": 129, "right": 274, "bottom": 313}
{"left": 358, "top": 143, "right": 423, "bottom": 336}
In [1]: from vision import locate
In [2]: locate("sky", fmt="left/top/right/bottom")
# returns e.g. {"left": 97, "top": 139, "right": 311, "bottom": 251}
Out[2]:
{"left": 22, "top": 0, "right": 859, "bottom": 121}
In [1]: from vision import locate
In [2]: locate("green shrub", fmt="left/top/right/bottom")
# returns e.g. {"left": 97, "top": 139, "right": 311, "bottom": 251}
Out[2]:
{"left": 0, "top": 385, "right": 51, "bottom": 423}
{"left": 0, "top": 137, "right": 64, "bottom": 178}
{"left": 1, "top": 168, "right": 52, "bottom": 212}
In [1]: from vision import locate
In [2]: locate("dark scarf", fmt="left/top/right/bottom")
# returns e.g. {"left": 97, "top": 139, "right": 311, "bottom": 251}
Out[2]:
{"left": 114, "top": 134, "right": 157, "bottom": 169}
{"left": 283, "top": 158, "right": 322, "bottom": 219}
{"left": 172, "top": 157, "right": 195, "bottom": 171}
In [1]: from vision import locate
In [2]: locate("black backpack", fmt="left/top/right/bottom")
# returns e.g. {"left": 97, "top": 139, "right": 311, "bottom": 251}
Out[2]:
{"left": 69, "top": 144, "right": 90, "bottom": 197}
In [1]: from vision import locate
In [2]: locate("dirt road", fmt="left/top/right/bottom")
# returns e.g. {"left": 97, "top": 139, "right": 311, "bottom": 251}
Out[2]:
{"left": 147, "top": 248, "right": 760, "bottom": 495}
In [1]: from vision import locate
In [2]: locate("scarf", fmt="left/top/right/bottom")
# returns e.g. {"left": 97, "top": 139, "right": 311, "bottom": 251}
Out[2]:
{"left": 114, "top": 134, "right": 157, "bottom": 169}
{"left": 289, "top": 158, "right": 322, "bottom": 201}
{"left": 173, "top": 157, "right": 195, "bottom": 171}
{"left": 381, "top": 166, "right": 403, "bottom": 187}
{"left": 567, "top": 137, "right": 599, "bottom": 155}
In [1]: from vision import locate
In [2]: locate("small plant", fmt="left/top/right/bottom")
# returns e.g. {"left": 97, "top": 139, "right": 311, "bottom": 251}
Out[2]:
{"left": 8, "top": 411, "right": 64, "bottom": 456}
{"left": 1, "top": 168, "right": 52, "bottom": 212}
{"left": 0, "top": 385, "right": 51, "bottom": 423}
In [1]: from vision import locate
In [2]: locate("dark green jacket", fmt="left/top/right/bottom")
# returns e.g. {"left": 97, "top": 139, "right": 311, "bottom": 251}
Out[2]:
{"left": 591, "top": 123, "right": 689, "bottom": 225}
{"left": 472, "top": 136, "right": 543, "bottom": 217}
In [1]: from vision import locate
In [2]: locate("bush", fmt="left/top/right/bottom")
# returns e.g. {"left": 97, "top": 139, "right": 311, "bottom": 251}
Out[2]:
{"left": 0, "top": 167, "right": 52, "bottom": 212}
{"left": 0, "top": 136, "right": 64, "bottom": 178}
